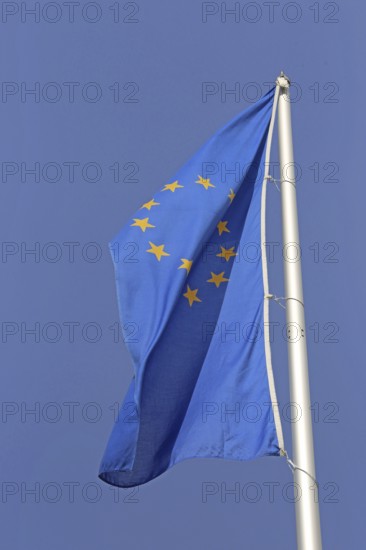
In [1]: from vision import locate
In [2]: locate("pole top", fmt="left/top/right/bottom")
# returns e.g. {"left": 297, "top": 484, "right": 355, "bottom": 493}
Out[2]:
{"left": 276, "top": 71, "right": 290, "bottom": 88}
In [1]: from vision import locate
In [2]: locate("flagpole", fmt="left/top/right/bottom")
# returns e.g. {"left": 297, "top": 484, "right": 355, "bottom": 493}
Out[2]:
{"left": 276, "top": 72, "right": 322, "bottom": 550}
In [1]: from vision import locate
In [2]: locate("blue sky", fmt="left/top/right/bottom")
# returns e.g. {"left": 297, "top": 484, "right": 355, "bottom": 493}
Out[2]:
{"left": 0, "top": 2, "right": 362, "bottom": 548}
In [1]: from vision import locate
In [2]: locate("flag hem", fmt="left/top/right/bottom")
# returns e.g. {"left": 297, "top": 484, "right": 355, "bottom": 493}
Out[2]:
{"left": 99, "top": 449, "right": 281, "bottom": 489}
{"left": 260, "top": 82, "right": 285, "bottom": 452}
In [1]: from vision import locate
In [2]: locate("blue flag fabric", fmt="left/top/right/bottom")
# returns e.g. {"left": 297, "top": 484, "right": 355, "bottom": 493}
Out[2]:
{"left": 99, "top": 88, "right": 283, "bottom": 488}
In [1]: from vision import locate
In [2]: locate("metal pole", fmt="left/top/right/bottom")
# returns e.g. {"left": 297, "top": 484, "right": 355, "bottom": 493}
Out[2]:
{"left": 277, "top": 72, "right": 322, "bottom": 550}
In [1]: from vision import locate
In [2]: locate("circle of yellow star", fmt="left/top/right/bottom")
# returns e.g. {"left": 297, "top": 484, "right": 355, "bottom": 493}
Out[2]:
{"left": 162, "top": 181, "right": 184, "bottom": 192}
{"left": 217, "top": 246, "right": 237, "bottom": 262}
{"left": 178, "top": 258, "right": 193, "bottom": 274}
{"left": 146, "top": 241, "right": 170, "bottom": 261}
{"left": 207, "top": 272, "right": 229, "bottom": 288}
{"left": 217, "top": 220, "right": 230, "bottom": 236}
{"left": 141, "top": 198, "right": 160, "bottom": 211}
{"left": 228, "top": 188, "right": 236, "bottom": 203}
{"left": 183, "top": 285, "right": 202, "bottom": 307}
{"left": 131, "top": 217, "right": 155, "bottom": 232}
{"left": 196, "top": 175, "right": 215, "bottom": 190}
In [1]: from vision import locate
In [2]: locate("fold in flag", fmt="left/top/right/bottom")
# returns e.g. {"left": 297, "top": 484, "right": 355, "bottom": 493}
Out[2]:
{"left": 99, "top": 88, "right": 284, "bottom": 488}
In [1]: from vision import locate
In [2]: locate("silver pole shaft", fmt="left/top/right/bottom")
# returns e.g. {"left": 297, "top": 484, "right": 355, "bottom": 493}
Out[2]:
{"left": 277, "top": 74, "right": 322, "bottom": 550}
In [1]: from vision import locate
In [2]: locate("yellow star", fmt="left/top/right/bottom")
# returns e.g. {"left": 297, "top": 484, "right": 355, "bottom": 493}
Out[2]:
{"left": 207, "top": 271, "right": 230, "bottom": 288}
{"left": 131, "top": 217, "right": 155, "bottom": 232}
{"left": 217, "top": 220, "right": 230, "bottom": 236}
{"left": 162, "top": 180, "right": 184, "bottom": 192}
{"left": 178, "top": 258, "right": 193, "bottom": 274}
{"left": 146, "top": 241, "right": 170, "bottom": 261}
{"left": 183, "top": 285, "right": 202, "bottom": 307}
{"left": 196, "top": 175, "right": 215, "bottom": 190}
{"left": 217, "top": 246, "right": 237, "bottom": 262}
{"left": 228, "top": 188, "right": 236, "bottom": 202}
{"left": 140, "top": 198, "right": 160, "bottom": 211}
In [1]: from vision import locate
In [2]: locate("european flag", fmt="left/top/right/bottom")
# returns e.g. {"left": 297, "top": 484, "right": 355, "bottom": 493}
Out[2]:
{"left": 99, "top": 88, "right": 284, "bottom": 488}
